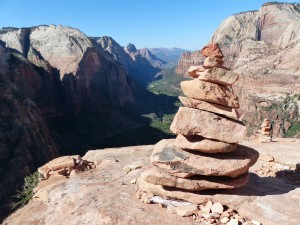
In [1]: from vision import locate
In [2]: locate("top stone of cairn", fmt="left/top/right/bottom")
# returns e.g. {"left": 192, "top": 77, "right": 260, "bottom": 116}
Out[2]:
{"left": 201, "top": 43, "right": 224, "bottom": 59}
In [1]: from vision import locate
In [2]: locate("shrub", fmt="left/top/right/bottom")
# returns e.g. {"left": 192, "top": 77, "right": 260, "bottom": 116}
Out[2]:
{"left": 11, "top": 172, "right": 40, "bottom": 209}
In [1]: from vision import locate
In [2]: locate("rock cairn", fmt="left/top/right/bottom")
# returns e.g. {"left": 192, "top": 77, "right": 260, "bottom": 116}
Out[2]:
{"left": 137, "top": 43, "right": 259, "bottom": 204}
{"left": 38, "top": 155, "right": 96, "bottom": 180}
{"left": 258, "top": 118, "right": 272, "bottom": 142}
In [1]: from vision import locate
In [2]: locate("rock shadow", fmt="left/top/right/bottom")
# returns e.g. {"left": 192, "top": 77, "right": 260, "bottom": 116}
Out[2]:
{"left": 275, "top": 168, "right": 300, "bottom": 186}
{"left": 163, "top": 172, "right": 299, "bottom": 197}
{"left": 193, "top": 172, "right": 299, "bottom": 196}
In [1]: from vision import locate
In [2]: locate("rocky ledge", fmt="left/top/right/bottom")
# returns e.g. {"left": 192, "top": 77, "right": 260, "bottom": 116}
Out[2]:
{"left": 2, "top": 139, "right": 300, "bottom": 225}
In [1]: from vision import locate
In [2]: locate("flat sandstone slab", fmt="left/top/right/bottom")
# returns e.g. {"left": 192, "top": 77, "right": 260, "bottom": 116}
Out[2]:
{"left": 142, "top": 167, "right": 249, "bottom": 191}
{"left": 203, "top": 57, "right": 224, "bottom": 67}
{"left": 151, "top": 139, "right": 259, "bottom": 178}
{"left": 188, "top": 65, "right": 207, "bottom": 78}
{"left": 196, "top": 67, "right": 239, "bottom": 86}
{"left": 170, "top": 107, "right": 246, "bottom": 143}
{"left": 179, "top": 96, "right": 240, "bottom": 120}
{"left": 181, "top": 80, "right": 239, "bottom": 108}
{"left": 4, "top": 140, "right": 300, "bottom": 225}
{"left": 174, "top": 134, "right": 237, "bottom": 153}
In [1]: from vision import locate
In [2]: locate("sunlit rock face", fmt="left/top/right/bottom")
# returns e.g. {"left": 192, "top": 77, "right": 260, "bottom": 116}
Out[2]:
{"left": 176, "top": 3, "right": 300, "bottom": 137}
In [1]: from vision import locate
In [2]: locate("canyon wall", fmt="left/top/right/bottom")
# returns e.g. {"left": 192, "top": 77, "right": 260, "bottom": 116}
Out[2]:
{"left": 0, "top": 43, "right": 59, "bottom": 219}
{"left": 176, "top": 3, "right": 300, "bottom": 137}
{"left": 0, "top": 25, "right": 143, "bottom": 219}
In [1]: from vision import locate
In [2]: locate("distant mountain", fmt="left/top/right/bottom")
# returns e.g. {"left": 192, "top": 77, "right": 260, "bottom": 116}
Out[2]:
{"left": 137, "top": 48, "right": 168, "bottom": 69}
{"left": 96, "top": 37, "right": 161, "bottom": 86}
{"left": 148, "top": 47, "right": 189, "bottom": 66}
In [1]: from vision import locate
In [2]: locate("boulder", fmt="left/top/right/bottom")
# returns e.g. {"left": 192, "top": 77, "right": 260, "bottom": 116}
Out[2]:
{"left": 151, "top": 139, "right": 259, "bottom": 178}
{"left": 174, "top": 134, "right": 237, "bottom": 153}
{"left": 187, "top": 65, "right": 208, "bottom": 78}
{"left": 181, "top": 80, "right": 239, "bottom": 108}
{"left": 196, "top": 67, "right": 239, "bottom": 86}
{"left": 203, "top": 57, "right": 224, "bottom": 67}
{"left": 178, "top": 96, "right": 240, "bottom": 120}
{"left": 170, "top": 107, "right": 246, "bottom": 143}
{"left": 38, "top": 156, "right": 75, "bottom": 176}
{"left": 141, "top": 168, "right": 249, "bottom": 191}
{"left": 174, "top": 204, "right": 198, "bottom": 217}
{"left": 201, "top": 43, "right": 224, "bottom": 59}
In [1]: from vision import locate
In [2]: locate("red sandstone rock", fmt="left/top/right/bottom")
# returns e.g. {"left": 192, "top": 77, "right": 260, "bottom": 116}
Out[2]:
{"left": 174, "top": 134, "right": 237, "bottom": 153}
{"left": 181, "top": 80, "right": 240, "bottom": 108}
{"left": 179, "top": 96, "right": 240, "bottom": 120}
{"left": 151, "top": 139, "right": 259, "bottom": 178}
{"left": 38, "top": 156, "right": 75, "bottom": 177}
{"left": 170, "top": 107, "right": 246, "bottom": 143}
{"left": 188, "top": 65, "right": 208, "bottom": 78}
{"left": 196, "top": 67, "right": 239, "bottom": 86}
{"left": 201, "top": 43, "right": 224, "bottom": 59}
{"left": 141, "top": 167, "right": 249, "bottom": 191}
{"left": 204, "top": 57, "right": 224, "bottom": 68}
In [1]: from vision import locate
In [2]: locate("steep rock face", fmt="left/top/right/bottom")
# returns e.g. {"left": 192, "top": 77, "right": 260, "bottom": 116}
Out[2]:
{"left": 0, "top": 26, "right": 138, "bottom": 220}
{"left": 137, "top": 48, "right": 167, "bottom": 68}
{"left": 175, "top": 50, "right": 204, "bottom": 75}
{"left": 98, "top": 37, "right": 162, "bottom": 86}
{"left": 124, "top": 43, "right": 161, "bottom": 86}
{"left": 0, "top": 26, "right": 92, "bottom": 78}
{"left": 0, "top": 44, "right": 58, "bottom": 220}
{"left": 96, "top": 36, "right": 135, "bottom": 70}
{"left": 75, "top": 47, "right": 134, "bottom": 108}
{"left": 176, "top": 3, "right": 300, "bottom": 137}
{"left": 0, "top": 25, "right": 134, "bottom": 111}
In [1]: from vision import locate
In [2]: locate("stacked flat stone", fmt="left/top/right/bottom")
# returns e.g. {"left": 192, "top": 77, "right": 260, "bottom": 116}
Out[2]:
{"left": 258, "top": 118, "right": 272, "bottom": 142}
{"left": 138, "top": 43, "right": 259, "bottom": 201}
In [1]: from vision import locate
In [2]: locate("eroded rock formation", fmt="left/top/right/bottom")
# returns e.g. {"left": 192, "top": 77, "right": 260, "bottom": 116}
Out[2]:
{"left": 97, "top": 37, "right": 165, "bottom": 86}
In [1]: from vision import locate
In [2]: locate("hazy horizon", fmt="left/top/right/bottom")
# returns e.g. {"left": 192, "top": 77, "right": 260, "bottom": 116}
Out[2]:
{"left": 1, "top": 0, "right": 300, "bottom": 50}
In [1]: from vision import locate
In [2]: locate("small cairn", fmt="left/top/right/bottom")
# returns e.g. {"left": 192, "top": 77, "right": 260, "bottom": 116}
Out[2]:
{"left": 137, "top": 43, "right": 259, "bottom": 204}
{"left": 38, "top": 155, "right": 96, "bottom": 180}
{"left": 258, "top": 118, "right": 272, "bottom": 142}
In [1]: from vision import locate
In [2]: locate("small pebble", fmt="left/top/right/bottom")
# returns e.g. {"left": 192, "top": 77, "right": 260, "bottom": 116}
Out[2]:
{"left": 227, "top": 218, "right": 239, "bottom": 225}
{"left": 211, "top": 202, "right": 224, "bottom": 214}
{"left": 251, "top": 220, "right": 261, "bottom": 225}
{"left": 221, "top": 217, "right": 229, "bottom": 224}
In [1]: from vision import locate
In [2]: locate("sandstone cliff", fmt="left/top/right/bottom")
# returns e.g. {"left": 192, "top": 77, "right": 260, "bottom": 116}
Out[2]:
{"left": 0, "top": 25, "right": 136, "bottom": 220}
{"left": 176, "top": 2, "right": 300, "bottom": 137}
{"left": 0, "top": 43, "right": 59, "bottom": 220}
{"left": 0, "top": 25, "right": 134, "bottom": 109}
{"left": 137, "top": 48, "right": 168, "bottom": 69}
{"left": 97, "top": 37, "right": 164, "bottom": 86}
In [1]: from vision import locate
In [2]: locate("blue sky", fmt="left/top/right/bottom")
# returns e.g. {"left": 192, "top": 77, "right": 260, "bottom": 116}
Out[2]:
{"left": 0, "top": 0, "right": 299, "bottom": 50}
